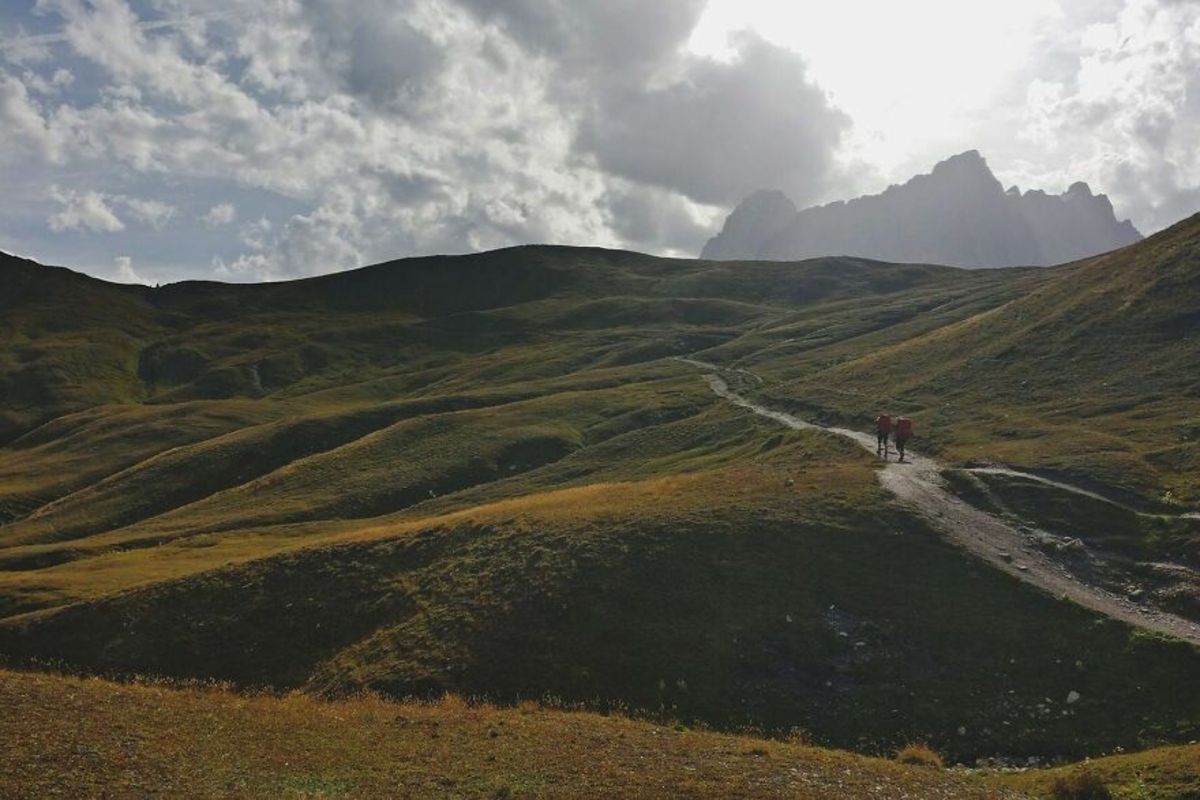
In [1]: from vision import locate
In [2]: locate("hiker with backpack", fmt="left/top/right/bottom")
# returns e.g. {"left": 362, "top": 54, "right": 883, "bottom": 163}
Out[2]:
{"left": 895, "top": 416, "right": 913, "bottom": 463}
{"left": 875, "top": 413, "right": 892, "bottom": 458}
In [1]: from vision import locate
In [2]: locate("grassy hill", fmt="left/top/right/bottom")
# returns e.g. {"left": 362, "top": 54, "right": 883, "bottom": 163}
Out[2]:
{"left": 1, "top": 668, "right": 1026, "bottom": 799}
{"left": 4, "top": 668, "right": 1194, "bottom": 799}
{"left": 2, "top": 224, "right": 1200, "bottom": 778}
{"left": 746, "top": 213, "right": 1200, "bottom": 507}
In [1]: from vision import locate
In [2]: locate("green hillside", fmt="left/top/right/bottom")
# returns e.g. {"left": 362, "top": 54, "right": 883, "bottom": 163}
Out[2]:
{"left": 2, "top": 226, "right": 1200, "bottom": 770}
{"left": 4, "top": 668, "right": 1195, "bottom": 799}
{"left": 748, "top": 213, "right": 1200, "bottom": 506}
{"left": 2, "top": 668, "right": 1027, "bottom": 799}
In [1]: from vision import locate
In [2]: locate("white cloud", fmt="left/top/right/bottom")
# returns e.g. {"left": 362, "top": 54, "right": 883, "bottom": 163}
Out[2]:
{"left": 119, "top": 195, "right": 175, "bottom": 228}
{"left": 1010, "top": 0, "right": 1200, "bottom": 231}
{"left": 110, "top": 254, "right": 146, "bottom": 283}
{"left": 46, "top": 185, "right": 175, "bottom": 233}
{"left": 202, "top": 202, "right": 236, "bottom": 228}
{"left": 48, "top": 186, "right": 125, "bottom": 232}
{"left": 4, "top": 0, "right": 1195, "bottom": 280}
{"left": 20, "top": 66, "right": 74, "bottom": 94}
{"left": 1, "top": 0, "right": 762, "bottom": 274}
{"left": 0, "top": 68, "right": 63, "bottom": 161}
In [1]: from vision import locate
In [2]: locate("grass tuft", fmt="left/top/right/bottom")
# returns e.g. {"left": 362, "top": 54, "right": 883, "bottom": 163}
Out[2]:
{"left": 1049, "top": 771, "right": 1113, "bottom": 800}
{"left": 894, "top": 742, "right": 944, "bottom": 769}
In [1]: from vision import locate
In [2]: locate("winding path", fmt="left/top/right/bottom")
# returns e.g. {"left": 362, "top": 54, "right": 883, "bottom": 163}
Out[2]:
{"left": 677, "top": 359, "right": 1200, "bottom": 646}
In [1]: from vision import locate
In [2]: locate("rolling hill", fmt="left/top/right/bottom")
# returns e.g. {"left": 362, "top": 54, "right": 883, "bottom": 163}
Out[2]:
{"left": 2, "top": 218, "right": 1200, "bottom": 775}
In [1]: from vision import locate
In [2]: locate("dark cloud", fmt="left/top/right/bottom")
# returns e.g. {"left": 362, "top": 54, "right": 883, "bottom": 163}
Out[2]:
{"left": 0, "top": 0, "right": 846, "bottom": 277}
{"left": 602, "top": 183, "right": 712, "bottom": 254}
{"left": 306, "top": 2, "right": 447, "bottom": 112}
{"left": 455, "top": 0, "right": 706, "bottom": 75}
{"left": 579, "top": 33, "right": 850, "bottom": 207}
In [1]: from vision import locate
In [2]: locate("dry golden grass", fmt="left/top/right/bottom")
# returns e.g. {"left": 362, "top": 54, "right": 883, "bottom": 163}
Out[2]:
{"left": 0, "top": 668, "right": 1019, "bottom": 799}
{"left": 894, "top": 742, "right": 945, "bottom": 769}
{"left": 1, "top": 450, "right": 870, "bottom": 616}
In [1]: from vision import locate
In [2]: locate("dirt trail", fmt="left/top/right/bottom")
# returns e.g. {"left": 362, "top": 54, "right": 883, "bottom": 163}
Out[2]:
{"left": 678, "top": 359, "right": 1200, "bottom": 646}
{"left": 963, "top": 466, "right": 1198, "bottom": 520}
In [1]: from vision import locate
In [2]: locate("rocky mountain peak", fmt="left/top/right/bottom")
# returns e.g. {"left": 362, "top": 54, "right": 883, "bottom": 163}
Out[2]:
{"left": 701, "top": 152, "right": 1142, "bottom": 267}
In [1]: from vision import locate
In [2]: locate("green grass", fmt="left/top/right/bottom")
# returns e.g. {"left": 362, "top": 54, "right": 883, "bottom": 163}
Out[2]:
{"left": 3, "top": 436, "right": 1198, "bottom": 761}
{"left": 996, "top": 744, "right": 1200, "bottom": 799}
{"left": 1, "top": 668, "right": 1027, "bottom": 799}
{"left": 2, "top": 225, "right": 1200, "bottom": 775}
{"left": 744, "top": 213, "right": 1200, "bottom": 507}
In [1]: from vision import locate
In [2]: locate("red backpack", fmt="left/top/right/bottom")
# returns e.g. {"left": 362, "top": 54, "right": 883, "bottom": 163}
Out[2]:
{"left": 876, "top": 414, "right": 892, "bottom": 433}
{"left": 896, "top": 417, "right": 913, "bottom": 439}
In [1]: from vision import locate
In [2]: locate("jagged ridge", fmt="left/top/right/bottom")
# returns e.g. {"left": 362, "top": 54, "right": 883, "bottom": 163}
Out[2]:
{"left": 702, "top": 150, "right": 1143, "bottom": 268}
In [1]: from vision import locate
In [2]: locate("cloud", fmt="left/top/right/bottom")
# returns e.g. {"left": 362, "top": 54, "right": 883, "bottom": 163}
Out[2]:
{"left": 579, "top": 33, "right": 850, "bottom": 206}
{"left": 48, "top": 186, "right": 124, "bottom": 232}
{"left": 0, "top": 68, "right": 63, "bottom": 161}
{"left": 1, "top": 0, "right": 848, "bottom": 277}
{"left": 46, "top": 185, "right": 175, "bottom": 233}
{"left": 602, "top": 183, "right": 719, "bottom": 255}
{"left": 20, "top": 66, "right": 73, "bottom": 94}
{"left": 1013, "top": 0, "right": 1200, "bottom": 231}
{"left": 119, "top": 196, "right": 175, "bottom": 228}
{"left": 110, "top": 254, "right": 146, "bottom": 283}
{"left": 202, "top": 202, "right": 236, "bottom": 228}
{"left": 456, "top": 0, "right": 706, "bottom": 77}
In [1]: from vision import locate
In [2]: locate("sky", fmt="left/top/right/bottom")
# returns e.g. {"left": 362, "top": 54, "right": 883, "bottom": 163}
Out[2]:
{"left": 0, "top": 0, "right": 1198, "bottom": 283}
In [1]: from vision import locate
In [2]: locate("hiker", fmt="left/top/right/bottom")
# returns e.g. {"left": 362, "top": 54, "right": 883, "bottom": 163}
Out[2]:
{"left": 875, "top": 413, "right": 892, "bottom": 458}
{"left": 895, "top": 416, "right": 913, "bottom": 463}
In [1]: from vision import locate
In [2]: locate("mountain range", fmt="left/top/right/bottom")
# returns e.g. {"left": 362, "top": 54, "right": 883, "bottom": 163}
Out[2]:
{"left": 702, "top": 150, "right": 1143, "bottom": 268}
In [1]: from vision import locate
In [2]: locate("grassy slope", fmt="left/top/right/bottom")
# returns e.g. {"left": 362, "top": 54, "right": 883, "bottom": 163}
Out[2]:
{"left": 3, "top": 426, "right": 1198, "bottom": 761}
{"left": 4, "top": 669, "right": 1195, "bottom": 800}
{"left": 2, "top": 235, "right": 1200, "bottom": 768}
{"left": 998, "top": 744, "right": 1200, "bottom": 799}
{"left": 743, "top": 213, "right": 1200, "bottom": 506}
{"left": 0, "top": 669, "right": 1022, "bottom": 800}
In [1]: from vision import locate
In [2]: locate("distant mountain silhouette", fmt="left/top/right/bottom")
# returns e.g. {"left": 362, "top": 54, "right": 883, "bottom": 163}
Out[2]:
{"left": 701, "top": 150, "right": 1143, "bottom": 267}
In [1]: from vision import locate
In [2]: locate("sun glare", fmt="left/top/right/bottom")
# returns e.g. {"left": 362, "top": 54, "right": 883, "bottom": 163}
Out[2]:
{"left": 690, "top": 0, "right": 1065, "bottom": 183}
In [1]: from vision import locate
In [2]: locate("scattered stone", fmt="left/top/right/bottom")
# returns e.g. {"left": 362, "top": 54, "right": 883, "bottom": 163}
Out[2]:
{"left": 1034, "top": 533, "right": 1061, "bottom": 549}
{"left": 1066, "top": 690, "right": 1081, "bottom": 704}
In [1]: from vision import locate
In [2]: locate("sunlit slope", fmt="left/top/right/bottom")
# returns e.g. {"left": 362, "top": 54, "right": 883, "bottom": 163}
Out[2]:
{"left": 740, "top": 214, "right": 1200, "bottom": 504}
{"left": 0, "top": 247, "right": 1019, "bottom": 544}
{"left": 1, "top": 669, "right": 1030, "bottom": 800}
{"left": 4, "top": 240, "right": 1199, "bottom": 763}
{"left": 3, "top": 422, "right": 1198, "bottom": 761}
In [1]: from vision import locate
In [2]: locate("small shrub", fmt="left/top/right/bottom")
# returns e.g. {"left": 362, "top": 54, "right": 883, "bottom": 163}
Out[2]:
{"left": 1050, "top": 771, "right": 1113, "bottom": 800}
{"left": 895, "top": 742, "right": 944, "bottom": 769}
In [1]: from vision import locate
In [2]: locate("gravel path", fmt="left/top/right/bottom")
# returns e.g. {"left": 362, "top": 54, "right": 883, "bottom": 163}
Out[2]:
{"left": 679, "top": 359, "right": 1200, "bottom": 646}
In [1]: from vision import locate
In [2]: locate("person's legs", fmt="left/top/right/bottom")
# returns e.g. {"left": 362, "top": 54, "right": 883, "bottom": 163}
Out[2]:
{"left": 896, "top": 438, "right": 906, "bottom": 462}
